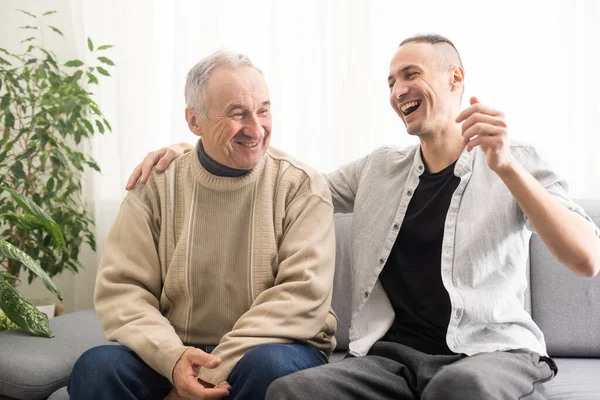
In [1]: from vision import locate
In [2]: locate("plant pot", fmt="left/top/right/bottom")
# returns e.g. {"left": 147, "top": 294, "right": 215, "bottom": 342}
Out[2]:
{"left": 31, "top": 298, "right": 60, "bottom": 319}
{"left": 36, "top": 303, "right": 56, "bottom": 319}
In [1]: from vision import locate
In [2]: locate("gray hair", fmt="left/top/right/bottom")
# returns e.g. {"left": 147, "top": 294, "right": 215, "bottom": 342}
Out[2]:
{"left": 184, "top": 50, "right": 262, "bottom": 117}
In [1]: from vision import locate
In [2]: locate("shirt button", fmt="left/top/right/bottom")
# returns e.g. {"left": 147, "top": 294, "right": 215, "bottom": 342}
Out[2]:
{"left": 393, "top": 223, "right": 400, "bottom": 230}
{"left": 406, "top": 190, "right": 413, "bottom": 196}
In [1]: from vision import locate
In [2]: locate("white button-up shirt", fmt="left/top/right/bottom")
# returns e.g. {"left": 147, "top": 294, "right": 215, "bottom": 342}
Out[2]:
{"left": 325, "top": 142, "right": 600, "bottom": 357}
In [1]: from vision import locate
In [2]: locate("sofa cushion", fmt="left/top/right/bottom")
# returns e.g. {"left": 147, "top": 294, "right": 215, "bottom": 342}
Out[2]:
{"left": 0, "top": 309, "right": 112, "bottom": 400}
{"left": 545, "top": 358, "right": 600, "bottom": 399}
{"left": 530, "top": 199, "right": 600, "bottom": 357}
{"left": 332, "top": 213, "right": 353, "bottom": 351}
{"left": 47, "top": 387, "right": 68, "bottom": 400}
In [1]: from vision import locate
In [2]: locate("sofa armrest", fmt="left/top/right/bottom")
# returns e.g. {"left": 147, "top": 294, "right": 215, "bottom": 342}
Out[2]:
{"left": 0, "top": 309, "right": 113, "bottom": 400}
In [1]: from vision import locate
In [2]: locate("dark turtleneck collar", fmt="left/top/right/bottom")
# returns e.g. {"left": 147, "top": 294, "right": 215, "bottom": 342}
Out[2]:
{"left": 197, "top": 140, "right": 250, "bottom": 177}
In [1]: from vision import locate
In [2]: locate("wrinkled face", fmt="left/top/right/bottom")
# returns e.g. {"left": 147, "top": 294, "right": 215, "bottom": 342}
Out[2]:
{"left": 387, "top": 42, "right": 459, "bottom": 137}
{"left": 187, "top": 65, "right": 272, "bottom": 170}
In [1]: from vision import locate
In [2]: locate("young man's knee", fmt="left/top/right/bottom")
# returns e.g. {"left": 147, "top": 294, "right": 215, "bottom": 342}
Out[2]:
{"left": 422, "top": 366, "right": 491, "bottom": 400}
{"left": 265, "top": 374, "right": 304, "bottom": 400}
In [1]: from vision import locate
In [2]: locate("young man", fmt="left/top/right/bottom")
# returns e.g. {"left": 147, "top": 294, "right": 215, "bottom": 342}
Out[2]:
{"left": 128, "top": 35, "right": 600, "bottom": 399}
{"left": 69, "top": 51, "right": 337, "bottom": 400}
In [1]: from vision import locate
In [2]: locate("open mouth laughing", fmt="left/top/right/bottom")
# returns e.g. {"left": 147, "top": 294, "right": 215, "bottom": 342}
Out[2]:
{"left": 399, "top": 100, "right": 422, "bottom": 116}
{"left": 238, "top": 142, "right": 259, "bottom": 148}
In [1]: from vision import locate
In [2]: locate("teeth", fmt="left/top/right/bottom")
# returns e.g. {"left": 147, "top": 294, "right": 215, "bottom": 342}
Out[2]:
{"left": 240, "top": 142, "right": 258, "bottom": 148}
{"left": 400, "top": 100, "right": 420, "bottom": 113}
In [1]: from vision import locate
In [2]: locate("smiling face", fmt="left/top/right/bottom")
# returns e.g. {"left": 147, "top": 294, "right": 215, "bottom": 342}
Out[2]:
{"left": 186, "top": 65, "right": 272, "bottom": 170}
{"left": 388, "top": 42, "right": 464, "bottom": 138}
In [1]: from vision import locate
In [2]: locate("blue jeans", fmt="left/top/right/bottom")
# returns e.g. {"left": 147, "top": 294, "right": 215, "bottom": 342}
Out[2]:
{"left": 68, "top": 342, "right": 327, "bottom": 400}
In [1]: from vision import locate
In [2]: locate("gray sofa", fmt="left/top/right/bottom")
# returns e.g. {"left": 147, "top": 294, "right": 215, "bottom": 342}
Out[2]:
{"left": 1, "top": 200, "right": 599, "bottom": 400}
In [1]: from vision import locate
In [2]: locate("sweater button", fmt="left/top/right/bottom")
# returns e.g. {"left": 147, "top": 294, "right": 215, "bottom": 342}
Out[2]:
{"left": 406, "top": 190, "right": 413, "bottom": 196}
{"left": 364, "top": 291, "right": 369, "bottom": 298}
{"left": 393, "top": 224, "right": 400, "bottom": 230}
{"left": 379, "top": 258, "right": 385, "bottom": 264}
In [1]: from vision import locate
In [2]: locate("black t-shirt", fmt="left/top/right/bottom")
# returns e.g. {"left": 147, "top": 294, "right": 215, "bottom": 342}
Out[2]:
{"left": 379, "top": 160, "right": 460, "bottom": 355}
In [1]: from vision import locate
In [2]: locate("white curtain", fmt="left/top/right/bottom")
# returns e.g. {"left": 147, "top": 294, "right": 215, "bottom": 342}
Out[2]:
{"left": 74, "top": 0, "right": 598, "bottom": 308}
{"left": 3, "top": 0, "right": 598, "bottom": 313}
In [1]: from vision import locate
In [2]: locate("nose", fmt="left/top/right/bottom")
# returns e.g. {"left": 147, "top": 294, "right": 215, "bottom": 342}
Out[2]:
{"left": 241, "top": 115, "right": 265, "bottom": 140}
{"left": 390, "top": 82, "right": 409, "bottom": 101}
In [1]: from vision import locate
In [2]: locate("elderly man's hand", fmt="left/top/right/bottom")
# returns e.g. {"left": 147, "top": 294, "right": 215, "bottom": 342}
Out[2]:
{"left": 456, "top": 97, "right": 517, "bottom": 176}
{"left": 171, "top": 348, "right": 231, "bottom": 400}
{"left": 126, "top": 142, "right": 195, "bottom": 190}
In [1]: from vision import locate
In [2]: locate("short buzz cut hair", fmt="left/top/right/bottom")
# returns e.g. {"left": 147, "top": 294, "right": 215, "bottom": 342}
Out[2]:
{"left": 399, "top": 33, "right": 463, "bottom": 70}
{"left": 184, "top": 50, "right": 263, "bottom": 117}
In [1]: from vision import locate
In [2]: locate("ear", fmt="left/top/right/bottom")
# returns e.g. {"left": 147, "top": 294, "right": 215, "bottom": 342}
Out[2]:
{"left": 185, "top": 107, "right": 203, "bottom": 137}
{"left": 450, "top": 65, "right": 465, "bottom": 93}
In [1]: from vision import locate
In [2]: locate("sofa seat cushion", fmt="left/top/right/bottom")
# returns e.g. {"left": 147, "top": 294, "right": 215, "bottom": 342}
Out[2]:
{"left": 48, "top": 386, "right": 68, "bottom": 400}
{"left": 0, "top": 309, "right": 113, "bottom": 400}
{"left": 546, "top": 358, "right": 600, "bottom": 400}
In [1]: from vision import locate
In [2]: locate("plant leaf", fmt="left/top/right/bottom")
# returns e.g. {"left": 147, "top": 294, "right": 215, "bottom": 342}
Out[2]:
{"left": 0, "top": 271, "right": 19, "bottom": 281}
{"left": 5, "top": 112, "right": 15, "bottom": 129}
{"left": 0, "top": 94, "right": 10, "bottom": 110}
{"left": 45, "top": 178, "right": 55, "bottom": 193}
{"left": 64, "top": 59, "right": 84, "bottom": 67}
{"left": 0, "top": 278, "right": 54, "bottom": 337}
{"left": 0, "top": 240, "right": 62, "bottom": 301}
{"left": 83, "top": 120, "right": 94, "bottom": 134}
{"left": 87, "top": 72, "right": 98, "bottom": 85}
{"left": 53, "top": 150, "right": 70, "bottom": 167}
{"left": 97, "top": 45, "right": 114, "bottom": 51}
{"left": 10, "top": 162, "right": 27, "bottom": 180}
{"left": 47, "top": 25, "right": 64, "bottom": 37}
{"left": 18, "top": 25, "right": 38, "bottom": 30}
{"left": 87, "top": 37, "right": 94, "bottom": 52}
{"left": 71, "top": 69, "right": 83, "bottom": 82}
{"left": 96, "top": 66, "right": 110, "bottom": 76}
{"left": 3, "top": 213, "right": 45, "bottom": 231}
{"left": 20, "top": 37, "right": 36, "bottom": 44}
{"left": 42, "top": 10, "right": 58, "bottom": 16}
{"left": 16, "top": 9, "right": 37, "bottom": 19}
{"left": 0, "top": 186, "right": 66, "bottom": 250}
{"left": 87, "top": 159, "right": 102, "bottom": 172}
{"left": 95, "top": 119, "right": 105, "bottom": 133}
{"left": 97, "top": 56, "right": 115, "bottom": 66}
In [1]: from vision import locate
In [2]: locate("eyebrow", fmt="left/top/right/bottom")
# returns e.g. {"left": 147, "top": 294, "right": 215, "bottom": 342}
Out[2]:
{"left": 225, "top": 100, "right": 271, "bottom": 114}
{"left": 387, "top": 65, "right": 423, "bottom": 82}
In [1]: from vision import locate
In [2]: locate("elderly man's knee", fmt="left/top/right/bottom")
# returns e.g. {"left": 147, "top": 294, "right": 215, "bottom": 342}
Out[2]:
{"left": 422, "top": 365, "right": 491, "bottom": 400}
{"left": 71, "top": 345, "right": 125, "bottom": 386}
{"left": 233, "top": 343, "right": 312, "bottom": 383}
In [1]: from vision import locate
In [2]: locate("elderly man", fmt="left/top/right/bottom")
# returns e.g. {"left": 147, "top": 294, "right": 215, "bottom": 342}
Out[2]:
{"left": 68, "top": 50, "right": 337, "bottom": 400}
{"left": 128, "top": 35, "right": 600, "bottom": 399}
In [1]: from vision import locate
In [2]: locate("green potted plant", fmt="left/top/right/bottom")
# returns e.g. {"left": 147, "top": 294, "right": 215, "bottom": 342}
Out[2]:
{"left": 0, "top": 9, "right": 113, "bottom": 336}
{"left": 0, "top": 187, "right": 64, "bottom": 337}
